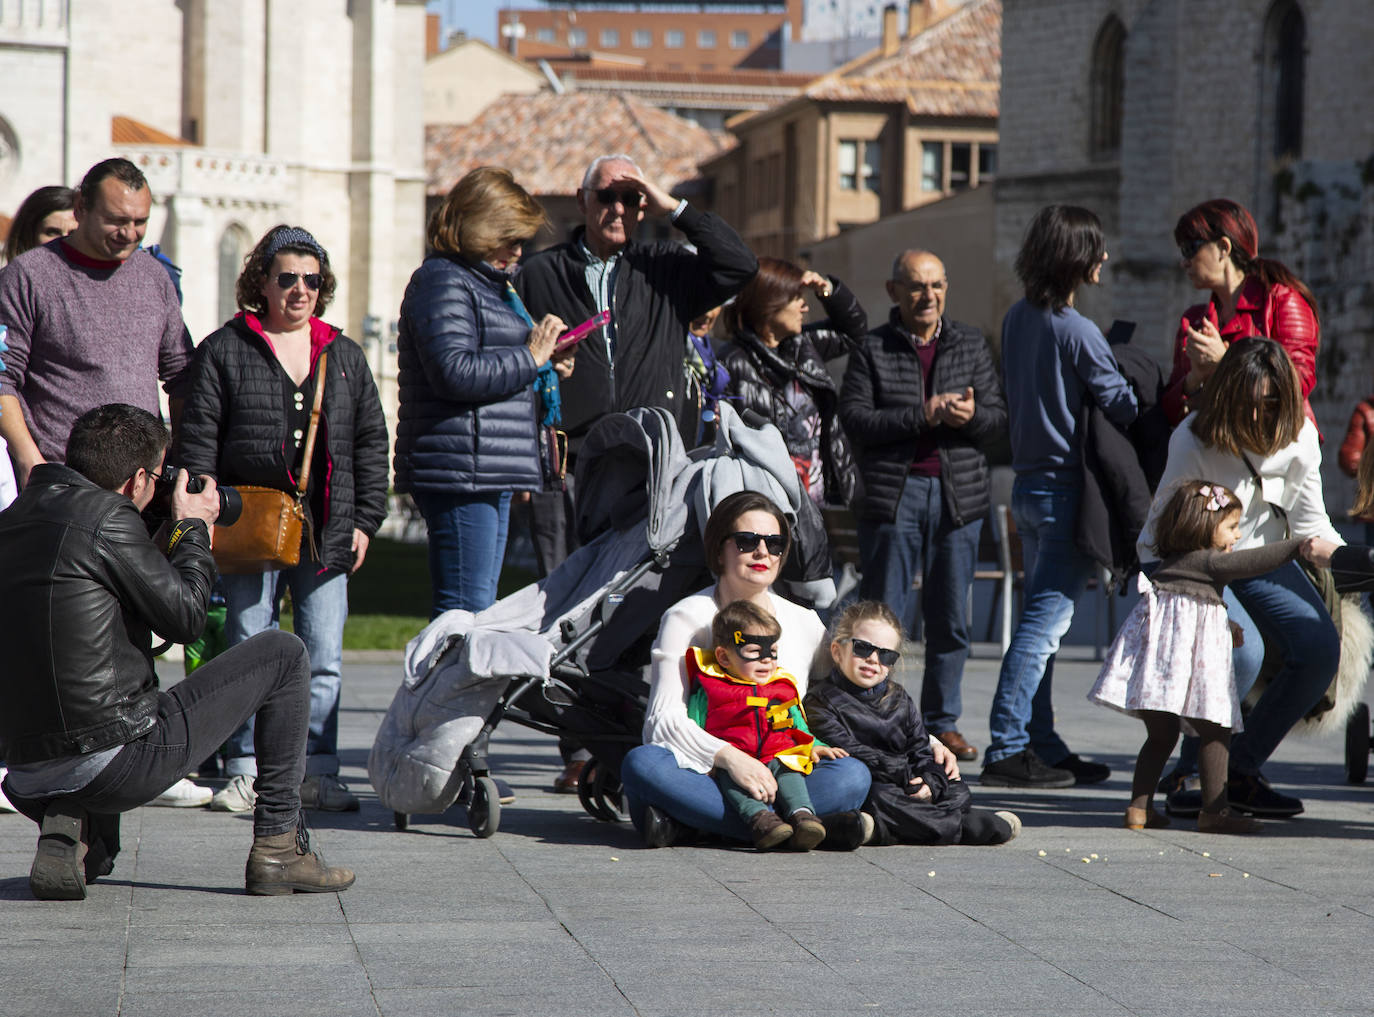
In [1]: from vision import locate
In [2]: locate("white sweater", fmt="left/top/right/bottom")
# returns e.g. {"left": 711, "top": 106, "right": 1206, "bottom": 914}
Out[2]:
{"left": 642, "top": 587, "right": 828, "bottom": 773}
{"left": 1138, "top": 417, "right": 1342, "bottom": 565}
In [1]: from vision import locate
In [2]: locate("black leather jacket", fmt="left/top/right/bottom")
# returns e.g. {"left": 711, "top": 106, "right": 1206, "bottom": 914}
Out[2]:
{"left": 719, "top": 278, "right": 867, "bottom": 508}
{"left": 0, "top": 464, "right": 214, "bottom": 764}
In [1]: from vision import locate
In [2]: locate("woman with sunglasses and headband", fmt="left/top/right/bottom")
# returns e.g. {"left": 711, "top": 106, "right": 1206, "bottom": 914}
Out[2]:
{"left": 1162, "top": 198, "right": 1320, "bottom": 426}
{"left": 620, "top": 490, "right": 902, "bottom": 850}
{"left": 179, "top": 224, "right": 389, "bottom": 813}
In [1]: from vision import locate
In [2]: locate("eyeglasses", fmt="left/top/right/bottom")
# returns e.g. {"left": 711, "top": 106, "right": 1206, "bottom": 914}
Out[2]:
{"left": 1178, "top": 237, "right": 1209, "bottom": 261}
{"left": 275, "top": 271, "right": 322, "bottom": 291}
{"left": 590, "top": 187, "right": 644, "bottom": 209}
{"left": 726, "top": 530, "right": 786, "bottom": 556}
{"left": 847, "top": 637, "right": 901, "bottom": 667}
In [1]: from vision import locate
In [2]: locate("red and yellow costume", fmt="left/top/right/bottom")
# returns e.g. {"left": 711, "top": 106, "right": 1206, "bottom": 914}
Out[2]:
{"left": 684, "top": 647, "right": 815, "bottom": 774}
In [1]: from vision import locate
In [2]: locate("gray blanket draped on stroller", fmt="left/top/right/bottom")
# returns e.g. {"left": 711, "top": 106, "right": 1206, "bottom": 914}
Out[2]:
{"left": 368, "top": 403, "right": 836, "bottom": 819}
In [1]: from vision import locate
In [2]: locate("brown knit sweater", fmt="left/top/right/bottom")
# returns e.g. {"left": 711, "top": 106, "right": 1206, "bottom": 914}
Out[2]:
{"left": 1151, "top": 539, "right": 1304, "bottom": 604}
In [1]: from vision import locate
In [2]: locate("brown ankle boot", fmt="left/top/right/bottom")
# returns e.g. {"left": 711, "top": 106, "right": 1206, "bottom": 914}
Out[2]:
{"left": 245, "top": 822, "right": 355, "bottom": 895}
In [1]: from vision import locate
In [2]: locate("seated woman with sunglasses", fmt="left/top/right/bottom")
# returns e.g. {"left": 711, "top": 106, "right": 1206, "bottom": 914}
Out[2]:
{"left": 179, "top": 224, "right": 390, "bottom": 813}
{"left": 619, "top": 490, "right": 945, "bottom": 849}
{"left": 1162, "top": 198, "right": 1320, "bottom": 427}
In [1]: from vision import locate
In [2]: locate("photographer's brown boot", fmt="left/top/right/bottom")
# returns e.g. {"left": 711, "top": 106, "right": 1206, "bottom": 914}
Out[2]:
{"left": 245, "top": 822, "right": 355, "bottom": 895}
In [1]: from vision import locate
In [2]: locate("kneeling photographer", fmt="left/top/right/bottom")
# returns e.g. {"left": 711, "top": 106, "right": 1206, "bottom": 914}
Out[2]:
{"left": 0, "top": 403, "right": 354, "bottom": 900}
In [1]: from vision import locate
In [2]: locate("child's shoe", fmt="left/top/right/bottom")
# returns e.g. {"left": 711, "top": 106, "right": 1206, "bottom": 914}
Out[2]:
{"left": 788, "top": 809, "right": 826, "bottom": 851}
{"left": 1124, "top": 806, "right": 1171, "bottom": 830}
{"left": 993, "top": 810, "right": 1022, "bottom": 843}
{"left": 749, "top": 810, "right": 794, "bottom": 850}
{"left": 1197, "top": 807, "right": 1262, "bottom": 835}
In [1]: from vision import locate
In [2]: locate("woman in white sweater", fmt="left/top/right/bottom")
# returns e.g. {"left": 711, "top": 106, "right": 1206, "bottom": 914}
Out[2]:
{"left": 619, "top": 490, "right": 875, "bottom": 847}
{"left": 1139, "top": 337, "right": 1342, "bottom": 819}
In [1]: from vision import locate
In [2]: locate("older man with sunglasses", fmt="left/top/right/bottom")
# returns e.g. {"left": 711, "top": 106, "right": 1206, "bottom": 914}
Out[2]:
{"left": 516, "top": 154, "right": 757, "bottom": 792}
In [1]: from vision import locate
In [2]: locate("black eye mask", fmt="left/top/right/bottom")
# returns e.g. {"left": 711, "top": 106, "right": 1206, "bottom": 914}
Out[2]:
{"left": 732, "top": 630, "right": 779, "bottom": 662}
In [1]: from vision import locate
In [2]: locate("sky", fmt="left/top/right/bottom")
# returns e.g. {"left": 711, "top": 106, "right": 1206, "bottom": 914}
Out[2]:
{"left": 429, "top": 0, "right": 510, "bottom": 48}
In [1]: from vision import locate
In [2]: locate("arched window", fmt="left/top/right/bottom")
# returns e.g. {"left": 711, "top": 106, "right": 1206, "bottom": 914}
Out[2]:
{"left": 1262, "top": 0, "right": 1305, "bottom": 161}
{"left": 217, "top": 224, "right": 251, "bottom": 325}
{"left": 1088, "top": 15, "right": 1126, "bottom": 162}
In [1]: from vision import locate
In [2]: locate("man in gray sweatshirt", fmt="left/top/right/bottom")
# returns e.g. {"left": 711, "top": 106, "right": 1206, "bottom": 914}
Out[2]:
{"left": 0, "top": 157, "right": 193, "bottom": 485}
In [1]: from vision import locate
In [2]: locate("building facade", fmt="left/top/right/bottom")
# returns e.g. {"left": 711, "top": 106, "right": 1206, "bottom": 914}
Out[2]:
{"left": 497, "top": 0, "right": 800, "bottom": 72}
{"left": 995, "top": 0, "right": 1374, "bottom": 498}
{"left": 700, "top": 0, "right": 999, "bottom": 261}
{"left": 0, "top": 0, "right": 427, "bottom": 430}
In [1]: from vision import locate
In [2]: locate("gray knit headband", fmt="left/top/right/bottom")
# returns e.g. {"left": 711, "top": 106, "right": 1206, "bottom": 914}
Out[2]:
{"left": 263, "top": 226, "right": 327, "bottom": 266}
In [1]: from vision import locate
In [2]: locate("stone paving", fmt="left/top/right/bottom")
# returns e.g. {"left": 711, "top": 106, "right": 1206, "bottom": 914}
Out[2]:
{"left": 4, "top": 644, "right": 1374, "bottom": 1017}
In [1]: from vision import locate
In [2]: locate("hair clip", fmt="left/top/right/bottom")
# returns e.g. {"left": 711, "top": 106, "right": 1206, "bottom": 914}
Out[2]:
{"left": 1198, "top": 484, "right": 1229, "bottom": 512}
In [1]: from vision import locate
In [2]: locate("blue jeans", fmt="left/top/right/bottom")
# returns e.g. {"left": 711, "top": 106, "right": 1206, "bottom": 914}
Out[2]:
{"left": 414, "top": 490, "right": 512, "bottom": 618}
{"left": 619, "top": 744, "right": 871, "bottom": 842}
{"left": 857, "top": 475, "right": 982, "bottom": 734}
{"left": 1227, "top": 559, "right": 1340, "bottom": 775}
{"left": 985, "top": 472, "right": 1097, "bottom": 765}
{"left": 221, "top": 565, "right": 349, "bottom": 778}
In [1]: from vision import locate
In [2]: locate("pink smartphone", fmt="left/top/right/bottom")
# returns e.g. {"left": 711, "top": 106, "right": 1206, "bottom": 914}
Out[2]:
{"left": 554, "top": 310, "right": 610, "bottom": 353}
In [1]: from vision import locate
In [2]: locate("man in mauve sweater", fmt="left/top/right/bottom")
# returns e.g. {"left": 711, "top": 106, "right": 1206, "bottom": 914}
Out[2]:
{"left": 0, "top": 157, "right": 193, "bottom": 486}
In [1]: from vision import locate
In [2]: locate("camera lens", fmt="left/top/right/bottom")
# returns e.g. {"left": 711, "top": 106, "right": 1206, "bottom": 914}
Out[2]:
{"left": 217, "top": 487, "right": 243, "bottom": 527}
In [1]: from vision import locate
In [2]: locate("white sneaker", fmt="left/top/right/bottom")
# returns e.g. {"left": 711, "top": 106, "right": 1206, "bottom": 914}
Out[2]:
{"left": 210, "top": 774, "right": 259, "bottom": 813}
{"left": 300, "top": 774, "right": 359, "bottom": 812}
{"left": 994, "top": 810, "right": 1023, "bottom": 843}
{"left": 150, "top": 777, "right": 213, "bottom": 808}
{"left": 0, "top": 767, "right": 17, "bottom": 813}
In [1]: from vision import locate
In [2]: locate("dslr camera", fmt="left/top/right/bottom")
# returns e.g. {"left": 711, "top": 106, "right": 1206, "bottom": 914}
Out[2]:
{"left": 145, "top": 466, "right": 243, "bottom": 528}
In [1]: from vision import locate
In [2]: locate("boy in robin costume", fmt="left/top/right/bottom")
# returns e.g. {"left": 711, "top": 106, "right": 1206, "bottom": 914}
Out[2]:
{"left": 686, "top": 600, "right": 849, "bottom": 851}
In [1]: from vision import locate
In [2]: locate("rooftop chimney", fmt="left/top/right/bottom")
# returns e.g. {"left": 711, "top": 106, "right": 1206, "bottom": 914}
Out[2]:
{"left": 906, "top": 0, "right": 930, "bottom": 38}
{"left": 881, "top": 3, "right": 900, "bottom": 57}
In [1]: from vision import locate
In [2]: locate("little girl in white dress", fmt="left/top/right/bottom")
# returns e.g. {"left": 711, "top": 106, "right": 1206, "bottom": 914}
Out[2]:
{"left": 1089, "top": 480, "right": 1309, "bottom": 835}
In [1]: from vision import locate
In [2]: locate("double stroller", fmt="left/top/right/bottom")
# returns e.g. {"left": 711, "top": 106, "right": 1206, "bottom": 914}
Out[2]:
{"left": 367, "top": 404, "right": 836, "bottom": 836}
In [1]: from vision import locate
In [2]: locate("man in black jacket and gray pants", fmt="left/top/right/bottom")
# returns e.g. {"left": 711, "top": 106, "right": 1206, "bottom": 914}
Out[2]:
{"left": 0, "top": 404, "right": 353, "bottom": 900}
{"left": 840, "top": 250, "right": 1006, "bottom": 762}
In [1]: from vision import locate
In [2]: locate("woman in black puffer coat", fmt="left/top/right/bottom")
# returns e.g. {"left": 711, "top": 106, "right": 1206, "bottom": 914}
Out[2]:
{"left": 180, "top": 224, "right": 389, "bottom": 810}
{"left": 394, "top": 167, "right": 570, "bottom": 617}
{"left": 720, "top": 257, "right": 866, "bottom": 508}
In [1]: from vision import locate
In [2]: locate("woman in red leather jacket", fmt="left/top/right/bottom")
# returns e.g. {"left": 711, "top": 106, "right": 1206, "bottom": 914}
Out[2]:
{"left": 1161, "top": 198, "right": 1320, "bottom": 426}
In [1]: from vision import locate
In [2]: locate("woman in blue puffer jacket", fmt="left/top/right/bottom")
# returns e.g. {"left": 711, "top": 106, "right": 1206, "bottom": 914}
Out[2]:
{"left": 395, "top": 167, "right": 570, "bottom": 616}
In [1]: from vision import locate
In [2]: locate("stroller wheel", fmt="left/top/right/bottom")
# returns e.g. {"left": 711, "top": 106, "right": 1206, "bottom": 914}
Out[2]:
{"left": 469, "top": 776, "right": 501, "bottom": 838}
{"left": 393, "top": 811, "right": 409, "bottom": 832}
{"left": 591, "top": 764, "right": 626, "bottom": 823}
{"left": 577, "top": 758, "right": 613, "bottom": 822}
{"left": 1345, "top": 702, "right": 1370, "bottom": 785}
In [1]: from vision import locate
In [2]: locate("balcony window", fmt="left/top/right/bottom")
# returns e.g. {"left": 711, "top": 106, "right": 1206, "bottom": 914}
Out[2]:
{"left": 950, "top": 143, "right": 971, "bottom": 191}
{"left": 600, "top": 28, "right": 620, "bottom": 48}
{"left": 665, "top": 29, "right": 684, "bottom": 48}
{"left": 568, "top": 28, "right": 587, "bottom": 48}
{"left": 699, "top": 29, "right": 716, "bottom": 48}
{"left": 633, "top": 29, "right": 652, "bottom": 48}
{"left": 921, "top": 141, "right": 942, "bottom": 191}
{"left": 731, "top": 30, "right": 750, "bottom": 49}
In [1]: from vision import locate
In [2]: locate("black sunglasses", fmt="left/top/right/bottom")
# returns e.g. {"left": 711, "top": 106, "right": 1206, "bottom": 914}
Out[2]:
{"left": 727, "top": 530, "right": 786, "bottom": 556}
{"left": 275, "top": 271, "right": 322, "bottom": 291}
{"left": 848, "top": 637, "right": 900, "bottom": 667}
{"left": 591, "top": 187, "right": 644, "bottom": 209}
{"left": 1178, "top": 237, "right": 1209, "bottom": 261}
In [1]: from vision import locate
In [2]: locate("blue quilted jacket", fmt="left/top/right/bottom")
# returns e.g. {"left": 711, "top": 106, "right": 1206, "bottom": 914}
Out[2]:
{"left": 394, "top": 254, "right": 542, "bottom": 495}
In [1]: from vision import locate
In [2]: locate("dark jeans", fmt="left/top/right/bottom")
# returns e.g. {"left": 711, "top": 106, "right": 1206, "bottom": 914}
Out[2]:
{"left": 857, "top": 474, "right": 982, "bottom": 733}
{"left": 3, "top": 630, "right": 310, "bottom": 840}
{"left": 715, "top": 758, "right": 814, "bottom": 822}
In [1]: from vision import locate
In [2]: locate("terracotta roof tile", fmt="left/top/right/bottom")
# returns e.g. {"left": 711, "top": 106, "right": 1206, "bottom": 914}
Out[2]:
{"left": 802, "top": 0, "right": 1000, "bottom": 117}
{"left": 111, "top": 115, "right": 193, "bottom": 146}
{"left": 427, "top": 91, "right": 734, "bottom": 197}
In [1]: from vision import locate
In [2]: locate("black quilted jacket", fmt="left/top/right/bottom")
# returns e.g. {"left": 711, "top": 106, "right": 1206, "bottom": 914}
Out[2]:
{"left": 719, "top": 278, "right": 867, "bottom": 508}
{"left": 178, "top": 315, "right": 390, "bottom": 573}
{"left": 840, "top": 311, "right": 1006, "bottom": 526}
{"left": 394, "top": 254, "right": 542, "bottom": 495}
